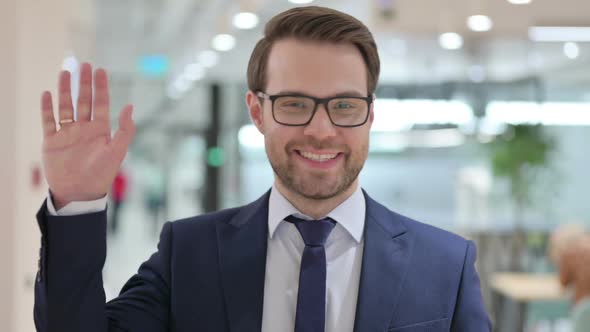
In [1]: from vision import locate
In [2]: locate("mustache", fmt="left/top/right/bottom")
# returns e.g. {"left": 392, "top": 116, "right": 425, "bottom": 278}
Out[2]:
{"left": 286, "top": 138, "right": 347, "bottom": 151}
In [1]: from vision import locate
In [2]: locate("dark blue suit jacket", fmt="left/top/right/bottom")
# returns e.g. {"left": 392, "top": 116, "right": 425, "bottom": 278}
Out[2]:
{"left": 34, "top": 190, "right": 491, "bottom": 331}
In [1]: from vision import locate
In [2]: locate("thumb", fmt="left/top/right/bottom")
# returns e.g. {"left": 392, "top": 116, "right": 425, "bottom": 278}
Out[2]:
{"left": 111, "top": 104, "right": 135, "bottom": 160}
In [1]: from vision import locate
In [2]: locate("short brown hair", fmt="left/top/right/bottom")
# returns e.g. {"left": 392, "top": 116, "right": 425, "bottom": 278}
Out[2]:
{"left": 247, "top": 6, "right": 380, "bottom": 95}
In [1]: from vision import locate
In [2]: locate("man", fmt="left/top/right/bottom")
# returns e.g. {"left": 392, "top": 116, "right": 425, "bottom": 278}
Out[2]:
{"left": 35, "top": 6, "right": 491, "bottom": 332}
{"left": 109, "top": 169, "right": 128, "bottom": 234}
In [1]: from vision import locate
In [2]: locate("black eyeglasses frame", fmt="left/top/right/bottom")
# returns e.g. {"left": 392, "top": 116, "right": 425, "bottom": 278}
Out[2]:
{"left": 256, "top": 91, "right": 373, "bottom": 128}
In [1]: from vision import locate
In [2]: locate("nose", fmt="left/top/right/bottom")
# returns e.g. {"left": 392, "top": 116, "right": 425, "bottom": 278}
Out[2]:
{"left": 302, "top": 104, "right": 337, "bottom": 140}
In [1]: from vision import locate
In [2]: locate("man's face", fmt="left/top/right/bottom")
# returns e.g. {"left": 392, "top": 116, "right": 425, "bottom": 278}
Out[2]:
{"left": 248, "top": 38, "right": 373, "bottom": 200}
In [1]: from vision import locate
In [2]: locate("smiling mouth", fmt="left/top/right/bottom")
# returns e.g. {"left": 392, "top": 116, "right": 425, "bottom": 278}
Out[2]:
{"left": 296, "top": 150, "right": 340, "bottom": 162}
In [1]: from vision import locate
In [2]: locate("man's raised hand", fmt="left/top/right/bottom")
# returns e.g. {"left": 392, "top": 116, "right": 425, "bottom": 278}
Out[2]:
{"left": 40, "top": 63, "right": 135, "bottom": 210}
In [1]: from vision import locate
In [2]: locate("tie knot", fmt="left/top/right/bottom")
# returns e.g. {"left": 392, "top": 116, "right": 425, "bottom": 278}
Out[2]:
{"left": 285, "top": 215, "right": 336, "bottom": 247}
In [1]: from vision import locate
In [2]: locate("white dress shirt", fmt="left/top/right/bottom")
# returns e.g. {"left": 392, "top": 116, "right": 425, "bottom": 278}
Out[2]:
{"left": 262, "top": 185, "right": 365, "bottom": 332}
{"left": 46, "top": 184, "right": 366, "bottom": 332}
{"left": 46, "top": 191, "right": 108, "bottom": 216}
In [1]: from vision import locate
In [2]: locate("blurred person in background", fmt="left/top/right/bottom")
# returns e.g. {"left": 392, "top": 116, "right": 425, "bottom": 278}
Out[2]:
{"left": 548, "top": 223, "right": 586, "bottom": 266}
{"left": 34, "top": 6, "right": 490, "bottom": 332}
{"left": 142, "top": 162, "right": 166, "bottom": 235}
{"left": 108, "top": 169, "right": 128, "bottom": 234}
{"left": 555, "top": 232, "right": 590, "bottom": 332}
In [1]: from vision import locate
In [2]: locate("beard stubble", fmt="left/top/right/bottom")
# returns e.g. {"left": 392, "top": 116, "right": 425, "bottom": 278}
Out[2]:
{"left": 268, "top": 138, "right": 367, "bottom": 200}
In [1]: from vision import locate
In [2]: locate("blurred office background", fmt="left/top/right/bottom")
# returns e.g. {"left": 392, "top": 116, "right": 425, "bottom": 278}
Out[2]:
{"left": 1, "top": 0, "right": 589, "bottom": 331}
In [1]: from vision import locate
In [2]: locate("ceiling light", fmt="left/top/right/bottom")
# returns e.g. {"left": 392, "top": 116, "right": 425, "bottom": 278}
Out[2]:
{"left": 529, "top": 26, "right": 590, "bottom": 42}
{"left": 563, "top": 42, "right": 580, "bottom": 59}
{"left": 198, "top": 50, "right": 219, "bottom": 68}
{"left": 233, "top": 12, "right": 259, "bottom": 30}
{"left": 507, "top": 0, "right": 532, "bottom": 4}
{"left": 288, "top": 0, "right": 314, "bottom": 4}
{"left": 212, "top": 34, "right": 236, "bottom": 52}
{"left": 467, "top": 15, "right": 493, "bottom": 32}
{"left": 173, "top": 76, "right": 193, "bottom": 94}
{"left": 439, "top": 32, "right": 463, "bottom": 50}
{"left": 184, "top": 63, "right": 205, "bottom": 81}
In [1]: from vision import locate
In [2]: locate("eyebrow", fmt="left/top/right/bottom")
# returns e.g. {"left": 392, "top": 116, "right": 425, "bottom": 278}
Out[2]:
{"left": 274, "top": 90, "right": 367, "bottom": 98}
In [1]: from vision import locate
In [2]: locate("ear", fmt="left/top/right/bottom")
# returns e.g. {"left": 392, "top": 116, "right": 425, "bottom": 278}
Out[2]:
{"left": 246, "top": 90, "right": 265, "bottom": 133}
{"left": 368, "top": 94, "right": 376, "bottom": 125}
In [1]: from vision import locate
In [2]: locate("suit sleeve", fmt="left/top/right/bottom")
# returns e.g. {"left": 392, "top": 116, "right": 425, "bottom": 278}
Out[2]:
{"left": 34, "top": 200, "right": 172, "bottom": 332}
{"left": 451, "top": 240, "right": 492, "bottom": 331}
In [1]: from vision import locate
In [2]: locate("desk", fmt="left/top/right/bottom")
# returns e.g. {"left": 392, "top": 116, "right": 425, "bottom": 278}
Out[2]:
{"left": 490, "top": 273, "right": 567, "bottom": 331}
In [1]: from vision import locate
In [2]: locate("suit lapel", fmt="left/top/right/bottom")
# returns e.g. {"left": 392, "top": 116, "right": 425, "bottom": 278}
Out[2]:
{"left": 354, "top": 191, "right": 411, "bottom": 332}
{"left": 216, "top": 191, "right": 270, "bottom": 332}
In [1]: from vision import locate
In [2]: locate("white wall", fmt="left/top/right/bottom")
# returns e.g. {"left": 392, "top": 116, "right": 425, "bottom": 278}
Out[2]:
{"left": 0, "top": 0, "right": 18, "bottom": 330}
{"left": 0, "top": 0, "right": 96, "bottom": 330}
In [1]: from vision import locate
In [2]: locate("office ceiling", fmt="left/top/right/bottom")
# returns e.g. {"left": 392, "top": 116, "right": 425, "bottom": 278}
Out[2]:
{"left": 85, "top": 0, "right": 590, "bottom": 127}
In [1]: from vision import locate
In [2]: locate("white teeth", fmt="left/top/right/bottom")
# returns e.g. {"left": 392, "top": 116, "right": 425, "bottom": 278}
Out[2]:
{"left": 300, "top": 151, "right": 338, "bottom": 162}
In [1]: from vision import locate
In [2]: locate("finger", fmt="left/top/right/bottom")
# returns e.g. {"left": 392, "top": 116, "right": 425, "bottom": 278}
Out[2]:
{"left": 41, "top": 91, "right": 57, "bottom": 136}
{"left": 111, "top": 105, "right": 135, "bottom": 162}
{"left": 57, "top": 70, "right": 75, "bottom": 125}
{"left": 76, "top": 63, "right": 93, "bottom": 122}
{"left": 93, "top": 68, "right": 110, "bottom": 124}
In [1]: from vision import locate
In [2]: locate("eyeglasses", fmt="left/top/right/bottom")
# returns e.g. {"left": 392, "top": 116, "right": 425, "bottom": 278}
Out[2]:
{"left": 256, "top": 91, "right": 373, "bottom": 127}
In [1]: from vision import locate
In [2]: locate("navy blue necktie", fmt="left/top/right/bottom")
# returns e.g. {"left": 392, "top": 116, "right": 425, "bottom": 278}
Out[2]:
{"left": 285, "top": 215, "right": 336, "bottom": 332}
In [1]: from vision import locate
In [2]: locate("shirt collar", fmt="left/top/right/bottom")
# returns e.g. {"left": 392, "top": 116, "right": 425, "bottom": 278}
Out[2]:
{"left": 268, "top": 183, "right": 365, "bottom": 243}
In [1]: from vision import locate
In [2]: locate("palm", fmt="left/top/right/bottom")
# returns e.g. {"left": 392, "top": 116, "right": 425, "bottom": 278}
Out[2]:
{"left": 43, "top": 122, "right": 115, "bottom": 199}
{"left": 40, "top": 64, "right": 135, "bottom": 207}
